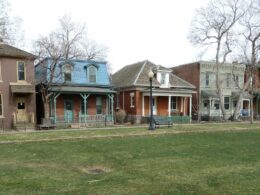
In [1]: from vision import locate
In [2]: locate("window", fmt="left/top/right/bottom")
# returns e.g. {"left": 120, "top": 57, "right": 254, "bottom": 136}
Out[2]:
{"left": 62, "top": 64, "right": 72, "bottom": 82}
{"left": 233, "top": 101, "right": 237, "bottom": 108}
{"left": 224, "top": 97, "right": 230, "bottom": 110}
{"left": 234, "top": 75, "right": 239, "bottom": 86}
{"left": 160, "top": 73, "right": 166, "bottom": 84}
{"left": 0, "top": 94, "right": 2, "bottom": 116}
{"left": 203, "top": 101, "right": 208, "bottom": 108}
{"left": 130, "top": 93, "right": 135, "bottom": 108}
{"left": 205, "top": 72, "right": 210, "bottom": 86}
{"left": 214, "top": 100, "right": 220, "bottom": 110}
{"left": 18, "top": 61, "right": 25, "bottom": 81}
{"left": 80, "top": 99, "right": 88, "bottom": 115}
{"left": 89, "top": 66, "right": 97, "bottom": 83}
{"left": 171, "top": 96, "right": 177, "bottom": 110}
{"left": 0, "top": 62, "right": 2, "bottom": 81}
{"left": 96, "top": 96, "right": 102, "bottom": 114}
{"left": 226, "top": 73, "right": 231, "bottom": 87}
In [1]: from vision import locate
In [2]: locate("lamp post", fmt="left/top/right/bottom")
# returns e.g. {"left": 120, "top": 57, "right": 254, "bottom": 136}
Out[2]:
{"left": 148, "top": 69, "right": 155, "bottom": 130}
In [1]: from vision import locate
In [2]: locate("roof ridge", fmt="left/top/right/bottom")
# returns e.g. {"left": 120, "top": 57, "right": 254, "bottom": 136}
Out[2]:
{"left": 133, "top": 60, "right": 147, "bottom": 85}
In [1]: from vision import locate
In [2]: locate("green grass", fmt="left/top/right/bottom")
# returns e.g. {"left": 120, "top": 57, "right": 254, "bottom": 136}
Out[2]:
{"left": 0, "top": 123, "right": 260, "bottom": 194}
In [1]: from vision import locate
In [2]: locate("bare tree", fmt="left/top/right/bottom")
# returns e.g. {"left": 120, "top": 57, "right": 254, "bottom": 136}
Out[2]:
{"left": 235, "top": 0, "right": 260, "bottom": 123}
{"left": 34, "top": 15, "right": 108, "bottom": 118}
{"left": 0, "top": 0, "right": 23, "bottom": 45}
{"left": 189, "top": 0, "right": 246, "bottom": 120}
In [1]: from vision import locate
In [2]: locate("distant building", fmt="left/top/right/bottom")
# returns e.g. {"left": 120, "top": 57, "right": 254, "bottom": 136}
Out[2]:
{"left": 0, "top": 41, "right": 36, "bottom": 129}
{"left": 172, "top": 61, "right": 249, "bottom": 120}
{"left": 35, "top": 58, "right": 115, "bottom": 126}
{"left": 112, "top": 60, "right": 195, "bottom": 123}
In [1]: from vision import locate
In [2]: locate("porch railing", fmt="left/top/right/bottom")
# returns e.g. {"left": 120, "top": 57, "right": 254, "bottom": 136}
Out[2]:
{"left": 50, "top": 114, "right": 113, "bottom": 125}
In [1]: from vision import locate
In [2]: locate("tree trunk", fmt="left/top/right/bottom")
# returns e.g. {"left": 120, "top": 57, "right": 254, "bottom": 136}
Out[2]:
{"left": 44, "top": 100, "right": 50, "bottom": 119}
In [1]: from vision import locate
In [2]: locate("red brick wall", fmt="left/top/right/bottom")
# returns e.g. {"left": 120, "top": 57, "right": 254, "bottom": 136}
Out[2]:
{"left": 55, "top": 94, "right": 108, "bottom": 119}
{"left": 172, "top": 63, "right": 200, "bottom": 115}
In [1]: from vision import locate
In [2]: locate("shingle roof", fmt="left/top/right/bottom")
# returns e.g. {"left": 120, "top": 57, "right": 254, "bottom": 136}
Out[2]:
{"left": 0, "top": 42, "right": 35, "bottom": 59}
{"left": 112, "top": 60, "right": 195, "bottom": 89}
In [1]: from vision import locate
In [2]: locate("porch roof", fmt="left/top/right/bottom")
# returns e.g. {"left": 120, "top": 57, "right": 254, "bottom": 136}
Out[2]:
{"left": 142, "top": 88, "right": 195, "bottom": 96}
{"left": 201, "top": 90, "right": 218, "bottom": 98}
{"left": 49, "top": 86, "right": 116, "bottom": 94}
{"left": 10, "top": 84, "right": 35, "bottom": 93}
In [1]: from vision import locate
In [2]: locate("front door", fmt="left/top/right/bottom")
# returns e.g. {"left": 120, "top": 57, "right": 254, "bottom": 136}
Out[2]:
{"left": 152, "top": 97, "right": 157, "bottom": 115}
{"left": 64, "top": 100, "right": 74, "bottom": 123}
{"left": 16, "top": 96, "right": 28, "bottom": 122}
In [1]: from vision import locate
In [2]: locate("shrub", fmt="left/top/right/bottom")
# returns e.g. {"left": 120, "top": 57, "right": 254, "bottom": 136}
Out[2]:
{"left": 115, "top": 109, "right": 126, "bottom": 124}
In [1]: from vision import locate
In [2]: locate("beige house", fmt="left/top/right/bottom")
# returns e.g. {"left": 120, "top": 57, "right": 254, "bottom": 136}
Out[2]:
{"left": 0, "top": 41, "right": 36, "bottom": 129}
{"left": 172, "top": 61, "right": 249, "bottom": 120}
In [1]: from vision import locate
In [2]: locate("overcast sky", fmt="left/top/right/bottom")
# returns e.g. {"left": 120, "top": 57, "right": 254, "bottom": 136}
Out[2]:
{"left": 10, "top": 0, "right": 209, "bottom": 73}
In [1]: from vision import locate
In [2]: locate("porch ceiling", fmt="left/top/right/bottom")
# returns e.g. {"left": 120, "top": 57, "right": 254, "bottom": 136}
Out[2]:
{"left": 49, "top": 86, "right": 116, "bottom": 94}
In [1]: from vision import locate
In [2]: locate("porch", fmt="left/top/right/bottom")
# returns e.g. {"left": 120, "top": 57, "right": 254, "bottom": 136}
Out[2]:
{"left": 141, "top": 89, "right": 193, "bottom": 122}
{"left": 48, "top": 86, "right": 115, "bottom": 126}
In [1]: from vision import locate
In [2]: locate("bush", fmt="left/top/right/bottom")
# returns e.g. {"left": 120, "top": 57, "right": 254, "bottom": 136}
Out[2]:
{"left": 115, "top": 109, "right": 126, "bottom": 124}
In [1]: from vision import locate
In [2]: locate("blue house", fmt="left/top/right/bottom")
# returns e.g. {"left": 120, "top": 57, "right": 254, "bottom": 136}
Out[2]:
{"left": 35, "top": 58, "right": 115, "bottom": 126}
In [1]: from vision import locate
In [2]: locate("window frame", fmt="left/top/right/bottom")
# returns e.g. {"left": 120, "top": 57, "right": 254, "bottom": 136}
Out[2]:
{"left": 205, "top": 72, "right": 210, "bottom": 87}
{"left": 226, "top": 73, "right": 231, "bottom": 87}
{"left": 171, "top": 96, "right": 177, "bottom": 110}
{"left": 17, "top": 61, "right": 26, "bottom": 81}
{"left": 224, "top": 96, "right": 230, "bottom": 110}
{"left": 88, "top": 66, "right": 97, "bottom": 83}
{"left": 130, "top": 93, "right": 135, "bottom": 108}
{"left": 0, "top": 94, "right": 3, "bottom": 117}
{"left": 80, "top": 99, "right": 88, "bottom": 115}
{"left": 96, "top": 96, "right": 102, "bottom": 114}
{"left": 62, "top": 64, "right": 72, "bottom": 82}
{"left": 160, "top": 73, "right": 166, "bottom": 85}
{"left": 0, "top": 61, "right": 2, "bottom": 81}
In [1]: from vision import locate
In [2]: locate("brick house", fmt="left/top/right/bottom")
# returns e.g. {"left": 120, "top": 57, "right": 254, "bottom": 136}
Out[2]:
{"left": 171, "top": 61, "right": 249, "bottom": 121}
{"left": 35, "top": 58, "right": 115, "bottom": 126}
{"left": 112, "top": 60, "right": 195, "bottom": 123}
{"left": 0, "top": 42, "right": 36, "bottom": 129}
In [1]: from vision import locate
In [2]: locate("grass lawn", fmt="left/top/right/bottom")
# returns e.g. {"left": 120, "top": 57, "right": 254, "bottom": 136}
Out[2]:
{"left": 0, "top": 123, "right": 260, "bottom": 194}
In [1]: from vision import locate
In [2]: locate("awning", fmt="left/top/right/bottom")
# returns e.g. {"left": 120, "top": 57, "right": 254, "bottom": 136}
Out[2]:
{"left": 10, "top": 84, "right": 35, "bottom": 93}
{"left": 231, "top": 91, "right": 250, "bottom": 99}
{"left": 49, "top": 86, "right": 116, "bottom": 94}
{"left": 201, "top": 90, "right": 218, "bottom": 98}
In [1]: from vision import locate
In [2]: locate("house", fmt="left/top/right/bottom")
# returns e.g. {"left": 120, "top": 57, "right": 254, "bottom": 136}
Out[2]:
{"left": 171, "top": 61, "right": 249, "bottom": 121}
{"left": 112, "top": 60, "right": 196, "bottom": 123}
{"left": 35, "top": 58, "right": 115, "bottom": 126}
{"left": 0, "top": 41, "right": 36, "bottom": 130}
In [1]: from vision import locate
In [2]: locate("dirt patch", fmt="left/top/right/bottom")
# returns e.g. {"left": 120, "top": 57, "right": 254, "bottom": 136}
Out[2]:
{"left": 80, "top": 166, "right": 111, "bottom": 175}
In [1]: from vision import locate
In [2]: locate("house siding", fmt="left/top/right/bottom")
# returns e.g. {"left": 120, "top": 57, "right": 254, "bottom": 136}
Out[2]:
{"left": 0, "top": 57, "right": 36, "bottom": 129}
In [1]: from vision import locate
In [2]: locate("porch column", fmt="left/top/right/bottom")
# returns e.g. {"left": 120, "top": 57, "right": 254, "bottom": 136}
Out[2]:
{"left": 80, "top": 93, "right": 90, "bottom": 123}
{"left": 189, "top": 95, "right": 192, "bottom": 123}
{"left": 111, "top": 94, "right": 114, "bottom": 122}
{"left": 53, "top": 93, "right": 60, "bottom": 124}
{"left": 168, "top": 96, "right": 171, "bottom": 117}
{"left": 142, "top": 94, "right": 145, "bottom": 116}
{"left": 257, "top": 94, "right": 259, "bottom": 116}
{"left": 107, "top": 94, "right": 114, "bottom": 122}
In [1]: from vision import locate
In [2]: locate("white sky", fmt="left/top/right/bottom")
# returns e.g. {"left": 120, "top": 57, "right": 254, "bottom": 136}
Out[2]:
{"left": 10, "top": 0, "right": 209, "bottom": 73}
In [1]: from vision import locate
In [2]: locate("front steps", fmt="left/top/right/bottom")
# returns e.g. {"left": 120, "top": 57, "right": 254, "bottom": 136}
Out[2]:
{"left": 13, "top": 122, "right": 35, "bottom": 131}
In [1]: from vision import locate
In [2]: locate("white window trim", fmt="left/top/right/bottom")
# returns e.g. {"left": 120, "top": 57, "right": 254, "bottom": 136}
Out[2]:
{"left": 88, "top": 65, "right": 97, "bottom": 83}
{"left": 0, "top": 93, "right": 3, "bottom": 117}
{"left": 17, "top": 61, "right": 26, "bottom": 82}
{"left": 62, "top": 64, "right": 73, "bottom": 82}
{"left": 0, "top": 62, "right": 2, "bottom": 82}
{"left": 130, "top": 92, "right": 135, "bottom": 108}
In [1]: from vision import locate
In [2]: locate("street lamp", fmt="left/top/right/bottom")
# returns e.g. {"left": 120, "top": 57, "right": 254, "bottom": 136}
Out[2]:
{"left": 148, "top": 69, "right": 155, "bottom": 130}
